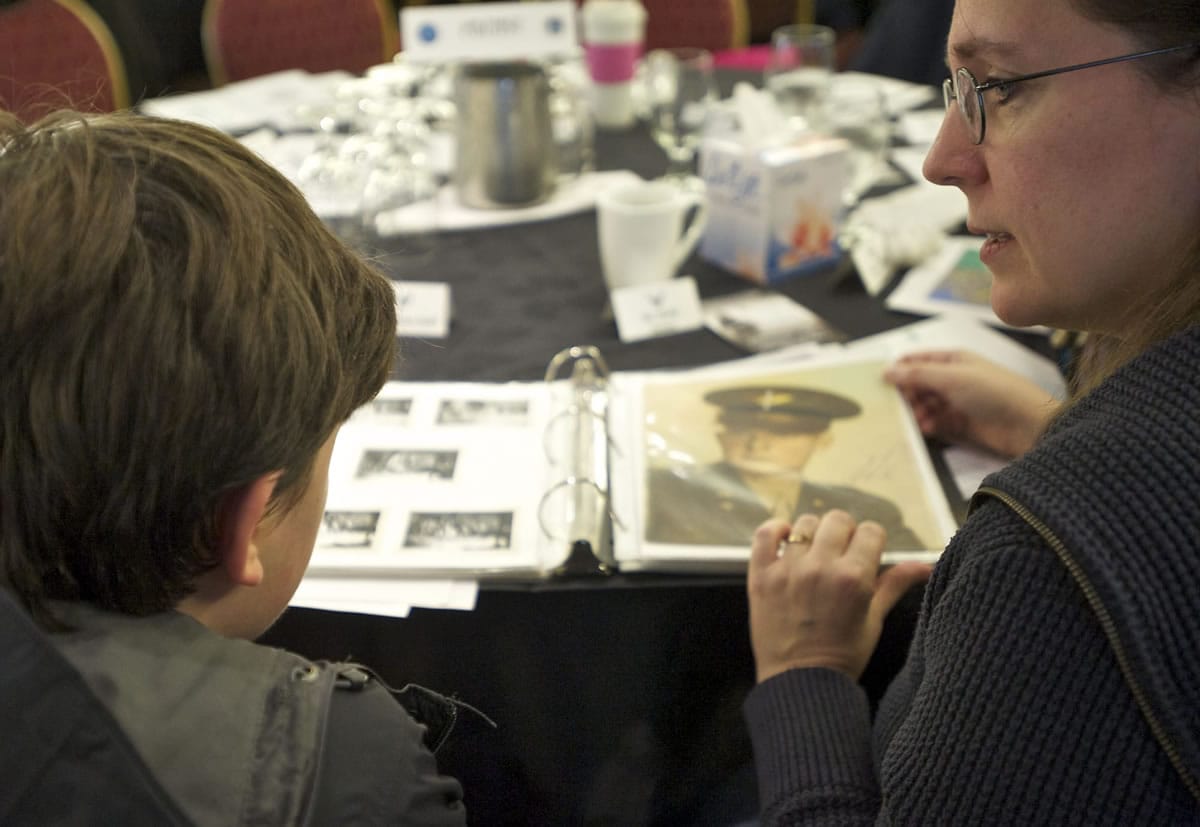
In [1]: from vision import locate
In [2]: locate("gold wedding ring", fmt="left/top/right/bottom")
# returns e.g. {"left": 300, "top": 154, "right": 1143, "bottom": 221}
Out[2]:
{"left": 786, "top": 532, "right": 812, "bottom": 545}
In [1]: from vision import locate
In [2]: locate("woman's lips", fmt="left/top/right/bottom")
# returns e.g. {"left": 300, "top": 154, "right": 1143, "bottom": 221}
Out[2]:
{"left": 979, "top": 231, "right": 1014, "bottom": 265}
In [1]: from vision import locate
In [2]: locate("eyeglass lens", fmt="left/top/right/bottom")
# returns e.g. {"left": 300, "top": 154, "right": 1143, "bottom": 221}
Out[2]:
{"left": 943, "top": 67, "right": 984, "bottom": 144}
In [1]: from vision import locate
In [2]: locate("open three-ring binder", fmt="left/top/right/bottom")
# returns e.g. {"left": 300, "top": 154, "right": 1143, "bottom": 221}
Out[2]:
{"left": 311, "top": 339, "right": 961, "bottom": 580}
{"left": 312, "top": 345, "right": 624, "bottom": 579}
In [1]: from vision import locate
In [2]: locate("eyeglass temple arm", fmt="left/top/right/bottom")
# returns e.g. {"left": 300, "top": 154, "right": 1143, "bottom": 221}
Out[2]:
{"left": 974, "top": 42, "right": 1200, "bottom": 91}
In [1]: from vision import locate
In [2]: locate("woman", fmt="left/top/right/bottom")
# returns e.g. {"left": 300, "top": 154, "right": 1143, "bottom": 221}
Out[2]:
{"left": 743, "top": 0, "right": 1200, "bottom": 821}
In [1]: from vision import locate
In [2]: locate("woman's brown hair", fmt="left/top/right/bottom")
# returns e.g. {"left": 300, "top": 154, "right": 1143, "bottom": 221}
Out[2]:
{"left": 1067, "top": 0, "right": 1200, "bottom": 395}
{"left": 0, "top": 111, "right": 397, "bottom": 624}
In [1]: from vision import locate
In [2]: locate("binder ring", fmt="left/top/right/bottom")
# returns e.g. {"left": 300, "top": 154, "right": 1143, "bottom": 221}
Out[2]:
{"left": 536, "top": 476, "right": 609, "bottom": 542}
{"left": 544, "top": 345, "right": 611, "bottom": 384}
{"left": 543, "top": 406, "right": 609, "bottom": 465}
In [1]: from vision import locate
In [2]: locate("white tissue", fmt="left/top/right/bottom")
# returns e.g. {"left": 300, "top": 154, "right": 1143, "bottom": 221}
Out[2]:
{"left": 728, "top": 82, "right": 792, "bottom": 149}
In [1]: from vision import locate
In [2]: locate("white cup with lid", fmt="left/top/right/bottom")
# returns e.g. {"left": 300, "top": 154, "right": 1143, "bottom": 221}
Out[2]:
{"left": 579, "top": 0, "right": 647, "bottom": 130}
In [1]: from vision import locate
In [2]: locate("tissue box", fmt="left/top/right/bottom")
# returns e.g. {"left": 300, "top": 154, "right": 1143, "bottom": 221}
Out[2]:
{"left": 698, "top": 135, "right": 851, "bottom": 284}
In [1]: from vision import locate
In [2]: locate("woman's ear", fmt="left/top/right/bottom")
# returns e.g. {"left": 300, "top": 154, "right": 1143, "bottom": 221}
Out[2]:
{"left": 214, "top": 474, "right": 279, "bottom": 587}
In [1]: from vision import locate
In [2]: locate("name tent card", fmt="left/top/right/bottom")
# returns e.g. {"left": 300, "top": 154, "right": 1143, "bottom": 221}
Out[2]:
{"left": 393, "top": 281, "right": 452, "bottom": 339}
{"left": 400, "top": 2, "right": 578, "bottom": 64}
{"left": 610, "top": 276, "right": 704, "bottom": 343}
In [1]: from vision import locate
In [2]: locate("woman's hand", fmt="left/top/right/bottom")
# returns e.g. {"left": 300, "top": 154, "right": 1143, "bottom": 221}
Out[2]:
{"left": 747, "top": 511, "right": 931, "bottom": 683}
{"left": 884, "top": 350, "right": 1061, "bottom": 459}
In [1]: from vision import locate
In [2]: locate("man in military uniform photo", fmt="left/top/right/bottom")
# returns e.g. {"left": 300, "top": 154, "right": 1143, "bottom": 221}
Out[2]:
{"left": 644, "top": 385, "right": 926, "bottom": 551}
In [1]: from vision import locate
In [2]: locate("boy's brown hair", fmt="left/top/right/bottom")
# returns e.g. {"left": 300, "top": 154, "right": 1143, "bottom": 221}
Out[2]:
{"left": 0, "top": 111, "right": 397, "bottom": 624}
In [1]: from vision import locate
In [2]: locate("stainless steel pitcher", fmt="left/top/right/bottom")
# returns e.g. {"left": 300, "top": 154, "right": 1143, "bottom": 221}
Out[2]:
{"left": 454, "top": 62, "right": 557, "bottom": 209}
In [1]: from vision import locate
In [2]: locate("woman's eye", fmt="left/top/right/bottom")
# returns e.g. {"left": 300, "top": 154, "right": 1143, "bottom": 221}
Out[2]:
{"left": 985, "top": 78, "right": 1017, "bottom": 103}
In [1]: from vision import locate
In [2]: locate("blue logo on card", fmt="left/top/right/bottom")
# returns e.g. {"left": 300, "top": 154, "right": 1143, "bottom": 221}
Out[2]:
{"left": 419, "top": 23, "right": 438, "bottom": 43}
{"left": 546, "top": 16, "right": 564, "bottom": 34}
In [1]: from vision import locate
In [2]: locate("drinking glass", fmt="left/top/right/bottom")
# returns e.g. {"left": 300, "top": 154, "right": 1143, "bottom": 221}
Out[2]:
{"left": 546, "top": 55, "right": 595, "bottom": 183}
{"left": 644, "top": 47, "right": 716, "bottom": 184}
{"left": 295, "top": 136, "right": 372, "bottom": 224}
{"left": 359, "top": 150, "right": 439, "bottom": 258}
{"left": 821, "top": 75, "right": 890, "bottom": 205}
{"left": 357, "top": 109, "right": 439, "bottom": 258}
{"left": 763, "top": 24, "right": 836, "bottom": 133}
{"left": 364, "top": 60, "right": 426, "bottom": 100}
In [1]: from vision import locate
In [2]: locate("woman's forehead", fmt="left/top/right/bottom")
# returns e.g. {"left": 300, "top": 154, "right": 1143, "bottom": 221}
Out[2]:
{"left": 946, "top": 0, "right": 1120, "bottom": 70}
{"left": 945, "top": 32, "right": 1023, "bottom": 68}
{"left": 946, "top": 0, "right": 1034, "bottom": 63}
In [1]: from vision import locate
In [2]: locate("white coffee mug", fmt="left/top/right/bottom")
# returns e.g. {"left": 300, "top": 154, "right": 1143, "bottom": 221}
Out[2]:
{"left": 596, "top": 180, "right": 707, "bottom": 291}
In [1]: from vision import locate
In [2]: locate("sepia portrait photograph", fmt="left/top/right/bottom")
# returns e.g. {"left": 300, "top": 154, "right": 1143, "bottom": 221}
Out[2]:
{"left": 638, "top": 356, "right": 954, "bottom": 554}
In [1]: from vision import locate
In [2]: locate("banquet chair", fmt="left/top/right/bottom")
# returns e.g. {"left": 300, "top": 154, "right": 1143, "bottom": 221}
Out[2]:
{"left": 0, "top": 0, "right": 130, "bottom": 122}
{"left": 642, "top": 0, "right": 750, "bottom": 52}
{"left": 201, "top": 0, "right": 399, "bottom": 86}
{"left": 712, "top": 0, "right": 823, "bottom": 70}
{"left": 748, "top": 0, "right": 815, "bottom": 42}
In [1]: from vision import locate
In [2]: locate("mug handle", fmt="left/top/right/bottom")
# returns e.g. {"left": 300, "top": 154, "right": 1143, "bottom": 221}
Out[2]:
{"left": 670, "top": 187, "right": 708, "bottom": 274}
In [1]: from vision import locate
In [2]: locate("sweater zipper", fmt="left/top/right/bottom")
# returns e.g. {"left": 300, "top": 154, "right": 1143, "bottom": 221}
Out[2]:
{"left": 974, "top": 485, "right": 1200, "bottom": 804}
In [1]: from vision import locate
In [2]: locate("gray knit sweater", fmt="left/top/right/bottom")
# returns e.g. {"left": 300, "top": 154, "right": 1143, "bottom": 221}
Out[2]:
{"left": 744, "top": 324, "right": 1200, "bottom": 824}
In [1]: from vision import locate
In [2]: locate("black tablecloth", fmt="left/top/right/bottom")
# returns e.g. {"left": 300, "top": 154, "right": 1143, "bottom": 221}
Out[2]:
{"left": 264, "top": 579, "right": 921, "bottom": 825}
{"left": 262, "top": 98, "right": 1039, "bottom": 825}
{"left": 360, "top": 122, "right": 928, "bottom": 385}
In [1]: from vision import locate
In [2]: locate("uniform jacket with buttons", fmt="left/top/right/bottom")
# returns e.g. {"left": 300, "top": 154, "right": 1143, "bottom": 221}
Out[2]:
{"left": 645, "top": 462, "right": 926, "bottom": 551}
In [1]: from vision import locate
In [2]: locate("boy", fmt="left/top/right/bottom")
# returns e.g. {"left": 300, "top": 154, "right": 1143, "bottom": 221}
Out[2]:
{"left": 0, "top": 110, "right": 467, "bottom": 823}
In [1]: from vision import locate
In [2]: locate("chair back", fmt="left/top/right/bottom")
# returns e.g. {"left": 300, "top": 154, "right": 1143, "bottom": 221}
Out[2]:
{"left": 642, "top": 0, "right": 749, "bottom": 51}
{"left": 202, "top": 0, "right": 399, "bottom": 86}
{"left": 748, "top": 0, "right": 814, "bottom": 43}
{"left": 0, "top": 0, "right": 130, "bottom": 122}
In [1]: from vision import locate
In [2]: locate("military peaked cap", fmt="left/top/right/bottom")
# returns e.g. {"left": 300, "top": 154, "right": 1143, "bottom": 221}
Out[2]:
{"left": 705, "top": 385, "right": 862, "bottom": 433}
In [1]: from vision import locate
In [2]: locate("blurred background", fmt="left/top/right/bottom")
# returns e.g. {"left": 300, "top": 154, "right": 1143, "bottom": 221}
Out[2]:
{"left": 0, "top": 0, "right": 940, "bottom": 113}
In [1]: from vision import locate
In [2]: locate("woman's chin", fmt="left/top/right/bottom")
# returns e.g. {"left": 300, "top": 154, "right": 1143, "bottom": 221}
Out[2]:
{"left": 990, "top": 292, "right": 1049, "bottom": 330}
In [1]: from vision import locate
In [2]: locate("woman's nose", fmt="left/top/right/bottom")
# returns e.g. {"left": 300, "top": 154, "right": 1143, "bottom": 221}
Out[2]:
{"left": 922, "top": 105, "right": 985, "bottom": 189}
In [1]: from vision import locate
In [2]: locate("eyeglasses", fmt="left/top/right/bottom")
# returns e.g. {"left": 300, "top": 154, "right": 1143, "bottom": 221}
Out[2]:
{"left": 943, "top": 43, "right": 1199, "bottom": 145}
